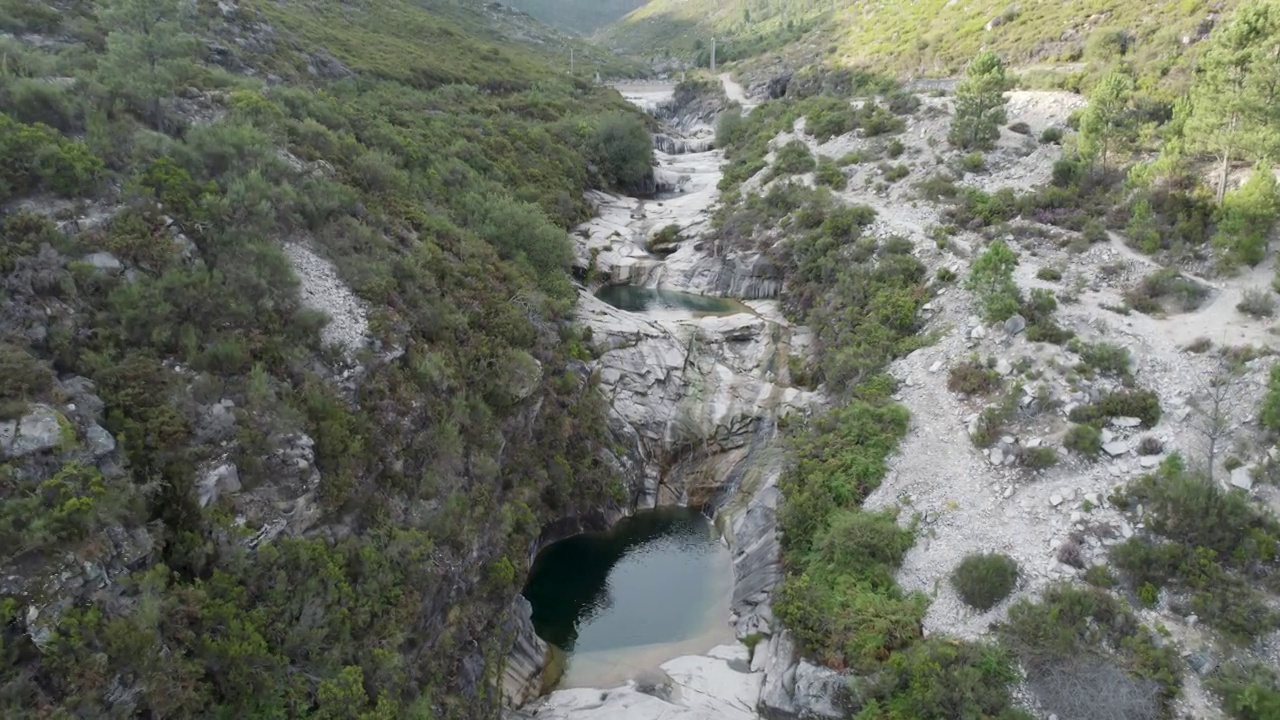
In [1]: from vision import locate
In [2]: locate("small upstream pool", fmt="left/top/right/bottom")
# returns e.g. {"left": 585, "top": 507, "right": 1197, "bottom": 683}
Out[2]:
{"left": 595, "top": 285, "right": 751, "bottom": 319}
{"left": 522, "top": 508, "right": 733, "bottom": 688}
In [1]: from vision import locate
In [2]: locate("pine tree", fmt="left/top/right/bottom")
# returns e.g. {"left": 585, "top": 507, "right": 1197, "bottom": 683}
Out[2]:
{"left": 97, "top": 0, "right": 198, "bottom": 128}
{"left": 1078, "top": 71, "right": 1135, "bottom": 171}
{"left": 949, "top": 51, "right": 1009, "bottom": 151}
{"left": 1215, "top": 162, "right": 1280, "bottom": 267}
{"left": 966, "top": 240, "right": 1022, "bottom": 321}
{"left": 1184, "top": 0, "right": 1280, "bottom": 203}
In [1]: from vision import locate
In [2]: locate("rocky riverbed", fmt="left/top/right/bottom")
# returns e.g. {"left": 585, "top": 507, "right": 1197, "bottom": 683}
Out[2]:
{"left": 504, "top": 78, "right": 844, "bottom": 720}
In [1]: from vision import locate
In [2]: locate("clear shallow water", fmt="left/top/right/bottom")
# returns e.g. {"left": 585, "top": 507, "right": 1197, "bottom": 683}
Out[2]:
{"left": 522, "top": 508, "right": 733, "bottom": 688}
{"left": 595, "top": 285, "right": 750, "bottom": 318}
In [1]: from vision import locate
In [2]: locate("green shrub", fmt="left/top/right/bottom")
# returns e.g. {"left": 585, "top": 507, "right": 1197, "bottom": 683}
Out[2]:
{"left": 837, "top": 150, "right": 865, "bottom": 166}
{"left": 1021, "top": 446, "right": 1059, "bottom": 469}
{"left": 811, "top": 509, "right": 916, "bottom": 576}
{"left": 5, "top": 77, "right": 80, "bottom": 134}
{"left": 1051, "top": 155, "right": 1084, "bottom": 187}
{"left": 776, "top": 572, "right": 927, "bottom": 671}
{"left": 954, "top": 186, "right": 1019, "bottom": 226}
{"left": 814, "top": 157, "right": 847, "bottom": 190}
{"left": 1068, "top": 389, "right": 1161, "bottom": 427}
{"left": 947, "top": 361, "right": 1002, "bottom": 395}
{"left": 592, "top": 112, "right": 654, "bottom": 191}
{"left": 1008, "top": 121, "right": 1031, "bottom": 135}
{"left": 772, "top": 139, "right": 817, "bottom": 178}
{"left": 886, "top": 138, "right": 905, "bottom": 158}
{"left": 1215, "top": 164, "right": 1279, "bottom": 268}
{"left": 1236, "top": 288, "right": 1276, "bottom": 318}
{"left": 1036, "top": 267, "right": 1063, "bottom": 281}
{"left": 716, "top": 107, "right": 747, "bottom": 147}
{"left": 959, "top": 152, "right": 985, "bottom": 173}
{"left": 0, "top": 342, "right": 53, "bottom": 414}
{"left": 1209, "top": 662, "right": 1280, "bottom": 720}
{"left": 0, "top": 113, "right": 104, "bottom": 200}
{"left": 1136, "top": 582, "right": 1159, "bottom": 607}
{"left": 1125, "top": 268, "right": 1209, "bottom": 314}
{"left": 0, "top": 210, "right": 59, "bottom": 273}
{"left": 777, "top": 508, "right": 926, "bottom": 670}
{"left": 1110, "top": 458, "right": 1280, "bottom": 642}
{"left": 935, "top": 267, "right": 957, "bottom": 282}
{"left": 803, "top": 96, "right": 855, "bottom": 142}
{"left": 881, "top": 162, "right": 909, "bottom": 182}
{"left": 966, "top": 240, "right": 1022, "bottom": 322}
{"left": 1260, "top": 364, "right": 1280, "bottom": 434}
{"left": 1086, "top": 27, "right": 1132, "bottom": 61}
{"left": 1121, "top": 457, "right": 1278, "bottom": 565}
{"left": 1082, "top": 219, "right": 1108, "bottom": 244}
{"left": 855, "top": 639, "right": 1030, "bottom": 720}
{"left": 916, "top": 172, "right": 958, "bottom": 200}
{"left": 0, "top": 462, "right": 138, "bottom": 561}
{"left": 857, "top": 101, "right": 906, "bottom": 136}
{"left": 1022, "top": 287, "right": 1074, "bottom": 345}
{"left": 1083, "top": 564, "right": 1116, "bottom": 588}
{"left": 969, "top": 385, "right": 1020, "bottom": 447}
{"left": 1126, "top": 198, "right": 1162, "bottom": 254}
{"left": 998, "top": 584, "right": 1182, "bottom": 720}
{"left": 951, "top": 552, "right": 1020, "bottom": 610}
{"left": 1070, "top": 340, "right": 1132, "bottom": 379}
{"left": 1040, "top": 127, "right": 1063, "bottom": 144}
{"left": 884, "top": 91, "right": 921, "bottom": 116}
{"left": 1064, "top": 424, "right": 1102, "bottom": 456}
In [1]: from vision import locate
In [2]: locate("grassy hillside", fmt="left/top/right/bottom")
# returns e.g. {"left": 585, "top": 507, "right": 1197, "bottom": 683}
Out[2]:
{"left": 606, "top": 0, "right": 1236, "bottom": 87}
{"left": 0, "top": 0, "right": 651, "bottom": 716}
{"left": 248, "top": 0, "right": 646, "bottom": 82}
{"left": 506, "top": 0, "right": 647, "bottom": 35}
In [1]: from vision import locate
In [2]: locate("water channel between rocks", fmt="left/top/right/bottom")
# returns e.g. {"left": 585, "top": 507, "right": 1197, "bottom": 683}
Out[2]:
{"left": 521, "top": 507, "right": 734, "bottom": 689}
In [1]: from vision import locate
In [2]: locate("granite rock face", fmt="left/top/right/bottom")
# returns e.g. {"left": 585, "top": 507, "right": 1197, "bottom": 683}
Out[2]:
{"left": 525, "top": 645, "right": 762, "bottom": 720}
{"left": 0, "top": 404, "right": 66, "bottom": 459}
{"left": 506, "top": 79, "right": 845, "bottom": 720}
{"left": 502, "top": 596, "right": 551, "bottom": 707}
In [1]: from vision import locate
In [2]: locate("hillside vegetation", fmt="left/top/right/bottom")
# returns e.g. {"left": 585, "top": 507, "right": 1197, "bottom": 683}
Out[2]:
{"left": 607, "top": 0, "right": 1236, "bottom": 89}
{"left": 695, "top": 0, "right": 1280, "bottom": 717}
{"left": 0, "top": 0, "right": 653, "bottom": 716}
{"left": 507, "top": 0, "right": 647, "bottom": 35}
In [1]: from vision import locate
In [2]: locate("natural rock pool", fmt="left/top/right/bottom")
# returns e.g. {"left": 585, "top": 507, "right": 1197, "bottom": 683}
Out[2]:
{"left": 594, "top": 285, "right": 752, "bottom": 319}
{"left": 522, "top": 507, "right": 734, "bottom": 689}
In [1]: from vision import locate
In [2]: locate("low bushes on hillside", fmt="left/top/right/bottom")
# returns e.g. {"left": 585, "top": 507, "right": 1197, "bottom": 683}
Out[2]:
{"left": 1068, "top": 389, "right": 1161, "bottom": 427}
{"left": 998, "top": 584, "right": 1182, "bottom": 720}
{"left": 951, "top": 552, "right": 1020, "bottom": 610}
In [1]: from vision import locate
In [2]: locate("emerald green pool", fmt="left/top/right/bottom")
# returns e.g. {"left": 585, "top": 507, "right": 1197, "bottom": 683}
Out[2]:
{"left": 522, "top": 508, "right": 733, "bottom": 688}
{"left": 595, "top": 285, "right": 748, "bottom": 317}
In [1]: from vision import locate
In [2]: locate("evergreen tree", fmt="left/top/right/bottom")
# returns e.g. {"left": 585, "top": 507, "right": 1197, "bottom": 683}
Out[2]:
{"left": 949, "top": 51, "right": 1009, "bottom": 151}
{"left": 1184, "top": 0, "right": 1280, "bottom": 203}
{"left": 1078, "top": 70, "right": 1135, "bottom": 171}
{"left": 966, "top": 240, "right": 1022, "bottom": 321}
{"left": 97, "top": 0, "right": 198, "bottom": 128}
{"left": 1126, "top": 198, "right": 1162, "bottom": 255}
{"left": 1215, "top": 162, "right": 1280, "bottom": 267}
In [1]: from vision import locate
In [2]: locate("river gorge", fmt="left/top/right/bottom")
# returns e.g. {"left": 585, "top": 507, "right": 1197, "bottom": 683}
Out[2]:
{"left": 502, "top": 78, "right": 847, "bottom": 720}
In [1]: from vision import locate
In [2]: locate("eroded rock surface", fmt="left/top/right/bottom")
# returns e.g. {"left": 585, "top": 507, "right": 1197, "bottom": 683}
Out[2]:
{"left": 510, "top": 76, "right": 836, "bottom": 720}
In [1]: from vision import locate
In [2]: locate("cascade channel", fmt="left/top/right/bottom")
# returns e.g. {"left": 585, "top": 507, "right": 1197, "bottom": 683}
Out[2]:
{"left": 505, "top": 78, "right": 847, "bottom": 720}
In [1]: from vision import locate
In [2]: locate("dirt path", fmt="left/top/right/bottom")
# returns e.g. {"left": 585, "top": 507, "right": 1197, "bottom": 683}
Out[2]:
{"left": 720, "top": 73, "right": 756, "bottom": 113}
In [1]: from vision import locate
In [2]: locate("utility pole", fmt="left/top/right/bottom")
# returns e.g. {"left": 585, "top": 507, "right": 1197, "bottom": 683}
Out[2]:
{"left": 710, "top": 37, "right": 716, "bottom": 73}
{"left": 570, "top": 48, "right": 574, "bottom": 76}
